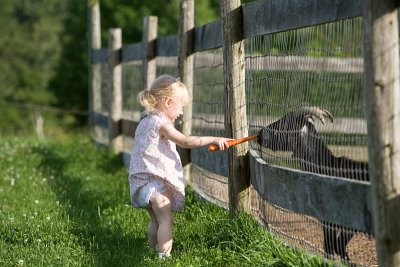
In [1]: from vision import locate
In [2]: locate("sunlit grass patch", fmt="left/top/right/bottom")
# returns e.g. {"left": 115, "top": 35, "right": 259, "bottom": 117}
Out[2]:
{"left": 0, "top": 135, "right": 334, "bottom": 266}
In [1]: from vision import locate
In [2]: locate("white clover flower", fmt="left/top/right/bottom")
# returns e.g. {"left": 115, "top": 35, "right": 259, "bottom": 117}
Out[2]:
{"left": 34, "top": 200, "right": 39, "bottom": 204}
{"left": 18, "top": 259, "right": 24, "bottom": 266}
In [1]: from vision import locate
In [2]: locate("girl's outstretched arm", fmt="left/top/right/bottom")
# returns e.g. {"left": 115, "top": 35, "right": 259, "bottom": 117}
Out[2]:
{"left": 159, "top": 123, "right": 232, "bottom": 150}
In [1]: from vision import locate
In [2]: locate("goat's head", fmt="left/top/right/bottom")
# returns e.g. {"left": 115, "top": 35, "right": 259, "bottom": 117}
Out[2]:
{"left": 257, "top": 107, "right": 334, "bottom": 151}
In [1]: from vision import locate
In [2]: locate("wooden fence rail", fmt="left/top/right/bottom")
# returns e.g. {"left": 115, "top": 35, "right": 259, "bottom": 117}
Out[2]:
{"left": 88, "top": 0, "right": 400, "bottom": 266}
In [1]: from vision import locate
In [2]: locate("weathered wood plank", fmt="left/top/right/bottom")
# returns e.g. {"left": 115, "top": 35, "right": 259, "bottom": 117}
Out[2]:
{"left": 149, "top": 53, "right": 364, "bottom": 73}
{"left": 88, "top": 1, "right": 102, "bottom": 142}
{"left": 192, "top": 113, "right": 367, "bottom": 134}
{"left": 122, "top": 43, "right": 142, "bottom": 62}
{"left": 363, "top": 0, "right": 400, "bottom": 264}
{"left": 193, "top": 20, "right": 223, "bottom": 51}
{"left": 91, "top": 48, "right": 108, "bottom": 64}
{"left": 247, "top": 56, "right": 363, "bottom": 73}
{"left": 108, "top": 28, "right": 123, "bottom": 153}
{"left": 242, "top": 0, "right": 363, "bottom": 38}
{"left": 189, "top": 163, "right": 229, "bottom": 209}
{"left": 191, "top": 146, "right": 228, "bottom": 177}
{"left": 120, "top": 118, "right": 138, "bottom": 138}
{"left": 92, "top": 111, "right": 108, "bottom": 129}
{"left": 92, "top": 112, "right": 139, "bottom": 147}
{"left": 221, "top": 0, "right": 251, "bottom": 215}
{"left": 178, "top": 0, "right": 195, "bottom": 177}
{"left": 142, "top": 16, "right": 158, "bottom": 89}
{"left": 157, "top": 34, "right": 179, "bottom": 57}
{"left": 249, "top": 149, "right": 373, "bottom": 233}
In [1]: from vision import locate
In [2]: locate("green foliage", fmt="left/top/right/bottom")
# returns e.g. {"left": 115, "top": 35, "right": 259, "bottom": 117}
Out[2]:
{"left": 0, "top": 0, "right": 65, "bottom": 104}
{"left": 47, "top": 1, "right": 88, "bottom": 117}
{"left": 0, "top": 135, "right": 334, "bottom": 266}
{"left": 0, "top": 0, "right": 226, "bottom": 130}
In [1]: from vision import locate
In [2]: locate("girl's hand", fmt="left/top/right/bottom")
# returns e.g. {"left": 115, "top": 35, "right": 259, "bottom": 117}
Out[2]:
{"left": 160, "top": 122, "right": 234, "bottom": 149}
{"left": 212, "top": 137, "right": 233, "bottom": 150}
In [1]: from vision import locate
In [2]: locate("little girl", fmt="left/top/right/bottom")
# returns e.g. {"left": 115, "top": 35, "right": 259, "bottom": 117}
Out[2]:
{"left": 129, "top": 74, "right": 232, "bottom": 259}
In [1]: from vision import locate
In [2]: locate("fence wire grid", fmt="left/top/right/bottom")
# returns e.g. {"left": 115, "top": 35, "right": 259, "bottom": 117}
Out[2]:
{"left": 245, "top": 17, "right": 376, "bottom": 266}
{"left": 191, "top": 48, "right": 228, "bottom": 177}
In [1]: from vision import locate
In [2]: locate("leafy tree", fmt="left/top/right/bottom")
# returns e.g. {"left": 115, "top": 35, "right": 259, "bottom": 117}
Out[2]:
{"left": 0, "top": 0, "right": 66, "bottom": 105}
{"left": 0, "top": 0, "right": 229, "bottom": 133}
{"left": 0, "top": 0, "right": 68, "bottom": 134}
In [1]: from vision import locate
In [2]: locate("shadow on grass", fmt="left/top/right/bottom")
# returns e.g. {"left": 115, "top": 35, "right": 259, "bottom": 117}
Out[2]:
{"left": 33, "top": 145, "right": 149, "bottom": 266}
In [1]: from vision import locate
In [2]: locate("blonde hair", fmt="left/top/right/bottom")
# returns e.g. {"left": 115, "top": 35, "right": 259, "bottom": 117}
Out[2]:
{"left": 137, "top": 74, "right": 186, "bottom": 113}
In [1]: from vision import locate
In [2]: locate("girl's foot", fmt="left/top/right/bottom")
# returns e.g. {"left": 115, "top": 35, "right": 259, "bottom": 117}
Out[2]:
{"left": 158, "top": 252, "right": 171, "bottom": 259}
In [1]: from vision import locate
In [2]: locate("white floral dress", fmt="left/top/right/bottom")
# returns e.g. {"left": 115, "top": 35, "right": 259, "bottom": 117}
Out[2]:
{"left": 128, "top": 111, "right": 185, "bottom": 211}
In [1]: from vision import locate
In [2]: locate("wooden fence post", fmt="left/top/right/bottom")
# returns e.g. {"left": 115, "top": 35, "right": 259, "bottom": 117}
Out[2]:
{"left": 178, "top": 0, "right": 194, "bottom": 177}
{"left": 142, "top": 16, "right": 158, "bottom": 90}
{"left": 363, "top": 1, "right": 400, "bottom": 266}
{"left": 88, "top": 0, "right": 102, "bottom": 139}
{"left": 220, "top": 0, "right": 250, "bottom": 216}
{"left": 108, "top": 28, "right": 123, "bottom": 153}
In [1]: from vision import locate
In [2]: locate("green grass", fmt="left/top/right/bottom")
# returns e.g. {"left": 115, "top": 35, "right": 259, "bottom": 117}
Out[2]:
{"left": 0, "top": 134, "right": 334, "bottom": 266}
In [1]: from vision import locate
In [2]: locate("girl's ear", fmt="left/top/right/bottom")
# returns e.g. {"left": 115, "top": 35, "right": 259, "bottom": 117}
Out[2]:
{"left": 164, "top": 97, "right": 173, "bottom": 107}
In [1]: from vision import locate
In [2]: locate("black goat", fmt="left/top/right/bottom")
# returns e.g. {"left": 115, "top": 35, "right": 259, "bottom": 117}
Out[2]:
{"left": 257, "top": 106, "right": 369, "bottom": 262}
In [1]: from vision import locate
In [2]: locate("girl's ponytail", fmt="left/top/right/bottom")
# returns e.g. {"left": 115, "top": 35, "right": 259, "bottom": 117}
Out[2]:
{"left": 137, "top": 89, "right": 157, "bottom": 111}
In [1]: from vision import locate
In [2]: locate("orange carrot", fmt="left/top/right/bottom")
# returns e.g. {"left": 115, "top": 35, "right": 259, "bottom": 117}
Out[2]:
{"left": 208, "top": 135, "right": 258, "bottom": 152}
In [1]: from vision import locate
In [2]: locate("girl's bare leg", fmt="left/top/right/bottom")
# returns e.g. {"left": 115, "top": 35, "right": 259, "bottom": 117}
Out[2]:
{"left": 146, "top": 208, "right": 158, "bottom": 249}
{"left": 149, "top": 191, "right": 173, "bottom": 255}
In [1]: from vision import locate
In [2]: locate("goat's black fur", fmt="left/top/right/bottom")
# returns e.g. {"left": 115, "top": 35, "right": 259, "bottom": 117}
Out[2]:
{"left": 257, "top": 107, "right": 369, "bottom": 262}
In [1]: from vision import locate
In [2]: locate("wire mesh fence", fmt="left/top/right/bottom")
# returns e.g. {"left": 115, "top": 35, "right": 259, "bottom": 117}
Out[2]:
{"left": 191, "top": 48, "right": 228, "bottom": 176}
{"left": 121, "top": 61, "right": 143, "bottom": 112}
{"left": 245, "top": 17, "right": 376, "bottom": 266}
{"left": 92, "top": 62, "right": 111, "bottom": 144}
{"left": 100, "top": 63, "right": 110, "bottom": 113}
{"left": 246, "top": 17, "right": 366, "bottom": 171}
{"left": 156, "top": 56, "right": 179, "bottom": 80}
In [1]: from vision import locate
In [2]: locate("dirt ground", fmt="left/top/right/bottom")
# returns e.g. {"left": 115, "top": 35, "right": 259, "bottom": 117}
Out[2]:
{"left": 249, "top": 189, "right": 378, "bottom": 267}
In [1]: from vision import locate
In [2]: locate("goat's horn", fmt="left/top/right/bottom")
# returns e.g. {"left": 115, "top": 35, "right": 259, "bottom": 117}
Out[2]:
{"left": 296, "top": 106, "right": 334, "bottom": 124}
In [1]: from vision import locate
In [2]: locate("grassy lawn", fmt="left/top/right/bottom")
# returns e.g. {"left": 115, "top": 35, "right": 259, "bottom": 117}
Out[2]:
{"left": 0, "top": 134, "right": 334, "bottom": 266}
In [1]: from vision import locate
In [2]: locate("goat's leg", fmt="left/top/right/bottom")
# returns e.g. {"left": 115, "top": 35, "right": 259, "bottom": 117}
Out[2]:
{"left": 334, "top": 230, "right": 354, "bottom": 262}
{"left": 322, "top": 221, "right": 337, "bottom": 258}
